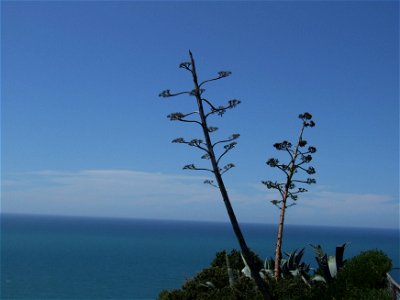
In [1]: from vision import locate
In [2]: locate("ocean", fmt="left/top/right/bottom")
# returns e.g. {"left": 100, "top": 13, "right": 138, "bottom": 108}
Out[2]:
{"left": 1, "top": 214, "right": 399, "bottom": 299}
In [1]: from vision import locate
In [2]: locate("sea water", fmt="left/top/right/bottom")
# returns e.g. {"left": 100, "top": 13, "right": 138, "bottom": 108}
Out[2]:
{"left": 1, "top": 214, "right": 399, "bottom": 299}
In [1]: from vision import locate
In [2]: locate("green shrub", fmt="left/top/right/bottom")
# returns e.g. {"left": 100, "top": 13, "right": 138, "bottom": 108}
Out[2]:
{"left": 158, "top": 250, "right": 263, "bottom": 300}
{"left": 343, "top": 287, "right": 391, "bottom": 300}
{"left": 159, "top": 272, "right": 263, "bottom": 300}
{"left": 211, "top": 249, "right": 263, "bottom": 271}
{"left": 336, "top": 250, "right": 392, "bottom": 289}
{"left": 320, "top": 250, "right": 392, "bottom": 300}
{"left": 158, "top": 249, "right": 393, "bottom": 300}
{"left": 269, "top": 276, "right": 312, "bottom": 300}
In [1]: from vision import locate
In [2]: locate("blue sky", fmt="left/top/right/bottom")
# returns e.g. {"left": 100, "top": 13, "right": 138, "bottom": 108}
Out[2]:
{"left": 2, "top": 1, "right": 399, "bottom": 229}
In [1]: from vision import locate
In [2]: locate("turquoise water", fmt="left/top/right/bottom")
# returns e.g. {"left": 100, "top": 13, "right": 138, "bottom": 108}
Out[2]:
{"left": 1, "top": 214, "right": 399, "bottom": 299}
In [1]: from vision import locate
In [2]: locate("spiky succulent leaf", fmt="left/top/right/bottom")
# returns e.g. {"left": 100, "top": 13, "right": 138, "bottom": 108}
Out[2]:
{"left": 328, "top": 255, "right": 338, "bottom": 278}
{"left": 311, "top": 275, "right": 327, "bottom": 283}
{"left": 240, "top": 253, "right": 252, "bottom": 279}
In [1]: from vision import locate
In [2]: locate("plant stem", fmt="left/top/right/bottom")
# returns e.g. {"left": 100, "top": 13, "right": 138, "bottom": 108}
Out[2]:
{"left": 274, "top": 123, "right": 306, "bottom": 280}
{"left": 189, "top": 51, "right": 273, "bottom": 300}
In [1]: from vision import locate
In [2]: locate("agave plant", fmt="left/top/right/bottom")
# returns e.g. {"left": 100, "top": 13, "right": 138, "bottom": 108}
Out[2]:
{"left": 280, "top": 248, "right": 311, "bottom": 279}
{"left": 257, "top": 248, "right": 311, "bottom": 286}
{"left": 310, "top": 243, "right": 348, "bottom": 283}
{"left": 260, "top": 257, "right": 275, "bottom": 279}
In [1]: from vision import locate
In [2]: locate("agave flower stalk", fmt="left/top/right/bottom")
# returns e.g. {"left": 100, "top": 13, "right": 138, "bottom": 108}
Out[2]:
{"left": 160, "top": 51, "right": 273, "bottom": 300}
{"left": 263, "top": 113, "right": 317, "bottom": 280}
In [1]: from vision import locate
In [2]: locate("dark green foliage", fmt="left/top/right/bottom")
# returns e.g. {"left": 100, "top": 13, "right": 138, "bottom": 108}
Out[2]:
{"left": 309, "top": 250, "right": 392, "bottom": 300}
{"left": 159, "top": 249, "right": 393, "bottom": 300}
{"left": 340, "top": 287, "right": 391, "bottom": 300}
{"left": 158, "top": 250, "right": 264, "bottom": 300}
{"left": 211, "top": 249, "right": 264, "bottom": 271}
{"left": 332, "top": 250, "right": 392, "bottom": 297}
{"left": 340, "top": 249, "right": 392, "bottom": 288}
{"left": 268, "top": 276, "right": 312, "bottom": 300}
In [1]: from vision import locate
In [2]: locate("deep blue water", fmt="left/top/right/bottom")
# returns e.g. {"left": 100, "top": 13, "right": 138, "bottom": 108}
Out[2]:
{"left": 1, "top": 214, "right": 399, "bottom": 299}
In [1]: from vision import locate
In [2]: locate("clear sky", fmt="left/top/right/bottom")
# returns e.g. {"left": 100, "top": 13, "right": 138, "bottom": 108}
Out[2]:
{"left": 2, "top": 1, "right": 399, "bottom": 229}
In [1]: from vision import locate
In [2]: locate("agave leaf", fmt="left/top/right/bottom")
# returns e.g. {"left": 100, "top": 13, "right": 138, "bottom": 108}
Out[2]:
{"left": 290, "top": 269, "right": 300, "bottom": 276}
{"left": 311, "top": 243, "right": 348, "bottom": 283}
{"left": 310, "top": 244, "right": 325, "bottom": 259}
{"left": 328, "top": 255, "right": 337, "bottom": 278}
{"left": 260, "top": 268, "right": 274, "bottom": 278}
{"left": 206, "top": 281, "right": 215, "bottom": 288}
{"left": 260, "top": 258, "right": 275, "bottom": 278}
{"left": 328, "top": 243, "right": 348, "bottom": 278}
{"left": 242, "top": 266, "right": 251, "bottom": 278}
{"left": 259, "top": 271, "right": 266, "bottom": 279}
{"left": 241, "top": 253, "right": 252, "bottom": 279}
{"left": 296, "top": 248, "right": 306, "bottom": 265}
{"left": 264, "top": 257, "right": 274, "bottom": 271}
{"left": 317, "top": 254, "right": 333, "bottom": 282}
{"left": 335, "top": 243, "right": 348, "bottom": 271}
{"left": 199, "top": 281, "right": 215, "bottom": 288}
{"left": 311, "top": 275, "right": 327, "bottom": 283}
{"left": 287, "top": 249, "right": 298, "bottom": 269}
{"left": 301, "top": 275, "right": 312, "bottom": 288}
{"left": 280, "top": 258, "right": 287, "bottom": 269}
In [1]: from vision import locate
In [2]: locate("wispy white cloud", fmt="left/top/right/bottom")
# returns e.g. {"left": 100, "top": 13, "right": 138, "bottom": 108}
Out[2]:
{"left": 256, "top": 187, "right": 398, "bottom": 229}
{"left": 293, "top": 190, "right": 398, "bottom": 228}
{"left": 2, "top": 170, "right": 398, "bottom": 228}
{"left": 2, "top": 169, "right": 221, "bottom": 220}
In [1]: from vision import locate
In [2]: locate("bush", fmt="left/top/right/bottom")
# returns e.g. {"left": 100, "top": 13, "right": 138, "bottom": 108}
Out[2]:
{"left": 158, "top": 250, "right": 264, "bottom": 300}
{"left": 269, "top": 276, "right": 312, "bottom": 300}
{"left": 211, "top": 249, "right": 263, "bottom": 271}
{"left": 337, "top": 249, "right": 392, "bottom": 289}
{"left": 158, "top": 249, "right": 393, "bottom": 300}
{"left": 343, "top": 287, "right": 391, "bottom": 300}
{"left": 318, "top": 250, "right": 392, "bottom": 300}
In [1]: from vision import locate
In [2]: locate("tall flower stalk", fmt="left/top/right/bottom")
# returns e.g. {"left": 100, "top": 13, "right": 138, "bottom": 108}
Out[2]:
{"left": 263, "top": 113, "right": 317, "bottom": 279}
{"left": 159, "top": 51, "right": 273, "bottom": 300}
